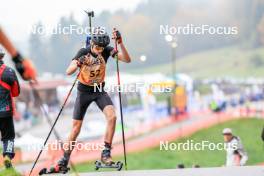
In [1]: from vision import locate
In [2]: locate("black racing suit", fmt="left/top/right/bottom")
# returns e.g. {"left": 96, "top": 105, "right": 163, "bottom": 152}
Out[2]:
{"left": 71, "top": 46, "right": 115, "bottom": 120}
{"left": 0, "top": 60, "right": 20, "bottom": 159}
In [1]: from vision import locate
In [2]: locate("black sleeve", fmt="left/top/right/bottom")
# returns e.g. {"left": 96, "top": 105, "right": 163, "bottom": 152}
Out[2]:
{"left": 102, "top": 46, "right": 114, "bottom": 62}
{"left": 2, "top": 67, "right": 17, "bottom": 86}
{"left": 72, "top": 48, "right": 90, "bottom": 60}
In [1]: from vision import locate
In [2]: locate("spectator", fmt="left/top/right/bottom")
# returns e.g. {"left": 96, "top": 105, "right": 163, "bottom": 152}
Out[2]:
{"left": 222, "top": 128, "right": 248, "bottom": 166}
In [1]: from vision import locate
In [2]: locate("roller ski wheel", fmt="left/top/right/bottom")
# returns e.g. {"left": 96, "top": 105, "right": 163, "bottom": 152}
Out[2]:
{"left": 95, "top": 160, "right": 123, "bottom": 171}
{"left": 38, "top": 165, "right": 70, "bottom": 175}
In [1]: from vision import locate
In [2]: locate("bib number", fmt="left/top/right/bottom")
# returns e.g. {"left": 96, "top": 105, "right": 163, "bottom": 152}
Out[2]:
{"left": 90, "top": 69, "right": 100, "bottom": 78}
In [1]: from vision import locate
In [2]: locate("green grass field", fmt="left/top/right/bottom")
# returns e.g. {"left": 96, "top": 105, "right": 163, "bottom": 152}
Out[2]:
{"left": 129, "top": 46, "right": 264, "bottom": 78}
{"left": 75, "top": 118, "right": 264, "bottom": 172}
{"left": 0, "top": 148, "right": 21, "bottom": 176}
{"left": 0, "top": 168, "right": 21, "bottom": 176}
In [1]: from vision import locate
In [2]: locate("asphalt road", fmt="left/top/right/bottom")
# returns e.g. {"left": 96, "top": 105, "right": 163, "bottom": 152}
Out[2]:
{"left": 52, "top": 166, "right": 264, "bottom": 176}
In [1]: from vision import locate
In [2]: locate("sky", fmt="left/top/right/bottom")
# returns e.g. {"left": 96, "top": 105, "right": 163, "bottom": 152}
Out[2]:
{"left": 0, "top": 0, "right": 143, "bottom": 52}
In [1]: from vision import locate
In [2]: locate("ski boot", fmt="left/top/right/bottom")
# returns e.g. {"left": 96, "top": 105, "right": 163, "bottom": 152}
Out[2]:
{"left": 39, "top": 157, "right": 70, "bottom": 175}
{"left": 101, "top": 148, "right": 114, "bottom": 165}
{"left": 95, "top": 148, "right": 123, "bottom": 171}
{"left": 3, "top": 155, "right": 12, "bottom": 169}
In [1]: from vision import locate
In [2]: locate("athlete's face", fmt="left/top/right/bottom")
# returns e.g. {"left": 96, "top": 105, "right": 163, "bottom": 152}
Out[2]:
{"left": 92, "top": 44, "right": 104, "bottom": 55}
{"left": 223, "top": 134, "right": 232, "bottom": 142}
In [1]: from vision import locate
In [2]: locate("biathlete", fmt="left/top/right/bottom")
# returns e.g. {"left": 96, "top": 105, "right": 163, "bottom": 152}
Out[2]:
{"left": 55, "top": 28, "right": 131, "bottom": 172}
{"left": 0, "top": 48, "right": 20, "bottom": 168}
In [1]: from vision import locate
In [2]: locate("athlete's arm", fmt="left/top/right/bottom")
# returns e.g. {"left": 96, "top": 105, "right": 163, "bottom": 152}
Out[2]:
{"left": 0, "top": 27, "right": 37, "bottom": 81}
{"left": 0, "top": 28, "right": 17, "bottom": 56}
{"left": 66, "top": 60, "right": 78, "bottom": 75}
{"left": 112, "top": 29, "right": 131, "bottom": 63}
{"left": 117, "top": 43, "right": 131, "bottom": 63}
{"left": 67, "top": 48, "right": 90, "bottom": 75}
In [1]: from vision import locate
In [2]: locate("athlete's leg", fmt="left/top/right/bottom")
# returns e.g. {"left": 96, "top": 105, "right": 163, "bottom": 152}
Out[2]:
{"left": 95, "top": 92, "right": 116, "bottom": 164}
{"left": 63, "top": 119, "right": 83, "bottom": 155}
{"left": 95, "top": 92, "right": 116, "bottom": 145}
{"left": 1, "top": 117, "right": 15, "bottom": 168}
{"left": 102, "top": 105, "right": 117, "bottom": 145}
{"left": 57, "top": 90, "right": 92, "bottom": 168}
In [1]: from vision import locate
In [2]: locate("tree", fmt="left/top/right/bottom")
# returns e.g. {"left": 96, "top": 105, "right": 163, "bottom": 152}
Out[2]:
{"left": 29, "top": 22, "right": 47, "bottom": 73}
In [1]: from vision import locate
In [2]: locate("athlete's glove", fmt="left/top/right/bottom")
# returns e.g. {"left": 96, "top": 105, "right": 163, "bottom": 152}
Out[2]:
{"left": 111, "top": 49, "right": 118, "bottom": 58}
{"left": 77, "top": 54, "right": 90, "bottom": 67}
{"left": 112, "top": 28, "right": 122, "bottom": 44}
{"left": 12, "top": 53, "right": 37, "bottom": 81}
{"left": 77, "top": 56, "right": 85, "bottom": 67}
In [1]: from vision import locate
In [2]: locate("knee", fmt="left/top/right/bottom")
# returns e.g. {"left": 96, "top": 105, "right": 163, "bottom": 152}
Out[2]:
{"left": 107, "top": 113, "right": 117, "bottom": 124}
{"left": 103, "top": 106, "right": 117, "bottom": 124}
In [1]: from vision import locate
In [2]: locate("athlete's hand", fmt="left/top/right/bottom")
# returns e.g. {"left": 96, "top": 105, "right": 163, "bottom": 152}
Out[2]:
{"left": 77, "top": 54, "right": 90, "bottom": 67}
{"left": 110, "top": 49, "right": 118, "bottom": 58}
{"left": 77, "top": 55, "right": 85, "bottom": 67}
{"left": 12, "top": 53, "right": 37, "bottom": 81}
{"left": 112, "top": 28, "right": 122, "bottom": 44}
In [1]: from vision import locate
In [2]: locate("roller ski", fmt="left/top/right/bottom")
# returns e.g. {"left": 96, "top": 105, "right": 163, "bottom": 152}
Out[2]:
{"left": 95, "top": 148, "right": 123, "bottom": 171}
{"left": 39, "top": 157, "right": 70, "bottom": 175}
{"left": 95, "top": 160, "right": 123, "bottom": 171}
{"left": 38, "top": 166, "right": 70, "bottom": 175}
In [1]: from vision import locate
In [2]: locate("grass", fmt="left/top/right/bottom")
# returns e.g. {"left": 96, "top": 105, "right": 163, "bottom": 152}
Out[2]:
{"left": 74, "top": 118, "right": 264, "bottom": 172}
{"left": 0, "top": 148, "right": 22, "bottom": 176}
{"left": 0, "top": 168, "right": 21, "bottom": 176}
{"left": 128, "top": 46, "right": 264, "bottom": 79}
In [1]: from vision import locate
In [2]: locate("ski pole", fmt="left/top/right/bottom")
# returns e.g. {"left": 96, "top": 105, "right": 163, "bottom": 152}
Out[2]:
{"left": 29, "top": 82, "right": 79, "bottom": 176}
{"left": 85, "top": 10, "right": 94, "bottom": 34}
{"left": 29, "top": 67, "right": 83, "bottom": 176}
{"left": 114, "top": 34, "right": 128, "bottom": 170}
{"left": 84, "top": 10, "right": 94, "bottom": 46}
